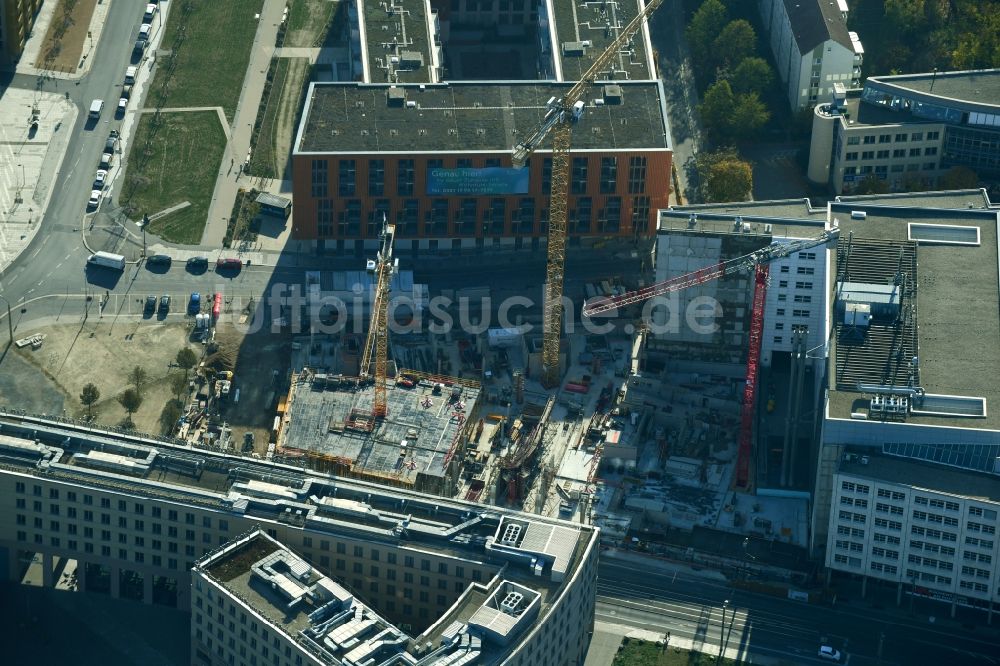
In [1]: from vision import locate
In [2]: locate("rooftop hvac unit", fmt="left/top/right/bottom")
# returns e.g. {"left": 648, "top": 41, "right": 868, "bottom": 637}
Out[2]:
{"left": 500, "top": 523, "right": 521, "bottom": 545}
{"left": 851, "top": 210, "right": 867, "bottom": 220}
{"left": 500, "top": 592, "right": 524, "bottom": 615}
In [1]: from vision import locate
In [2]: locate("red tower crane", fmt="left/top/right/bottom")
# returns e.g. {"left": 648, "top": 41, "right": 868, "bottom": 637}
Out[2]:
{"left": 583, "top": 226, "right": 839, "bottom": 489}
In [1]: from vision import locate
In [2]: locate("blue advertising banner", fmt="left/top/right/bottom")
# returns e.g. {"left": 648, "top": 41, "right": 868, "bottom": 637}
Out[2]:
{"left": 426, "top": 167, "right": 530, "bottom": 195}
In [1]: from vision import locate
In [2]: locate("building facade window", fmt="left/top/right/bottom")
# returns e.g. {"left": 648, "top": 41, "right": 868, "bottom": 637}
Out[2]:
{"left": 571, "top": 157, "right": 588, "bottom": 194}
{"left": 599, "top": 157, "right": 617, "bottom": 193}
{"left": 628, "top": 156, "right": 647, "bottom": 193}
{"left": 368, "top": 160, "right": 385, "bottom": 196}
{"left": 397, "top": 160, "right": 415, "bottom": 196}
{"left": 311, "top": 160, "right": 328, "bottom": 198}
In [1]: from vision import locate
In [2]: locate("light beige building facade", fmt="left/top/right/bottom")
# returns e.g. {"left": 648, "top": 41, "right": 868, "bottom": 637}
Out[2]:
{"left": 0, "top": 412, "right": 598, "bottom": 666}
{"left": 0, "top": 0, "right": 42, "bottom": 63}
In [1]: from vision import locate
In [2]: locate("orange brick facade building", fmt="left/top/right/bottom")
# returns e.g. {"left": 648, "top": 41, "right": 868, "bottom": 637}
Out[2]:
{"left": 291, "top": 81, "right": 672, "bottom": 253}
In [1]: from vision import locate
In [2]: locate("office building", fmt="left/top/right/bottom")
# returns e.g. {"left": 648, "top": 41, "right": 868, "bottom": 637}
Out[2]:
{"left": 657, "top": 206, "right": 830, "bottom": 372}
{"left": 808, "top": 69, "right": 1000, "bottom": 194}
{"left": 0, "top": 0, "right": 42, "bottom": 63}
{"left": 291, "top": 0, "right": 672, "bottom": 253}
{"left": 757, "top": 0, "right": 863, "bottom": 110}
{"left": 828, "top": 452, "right": 999, "bottom": 613}
{"left": 0, "top": 412, "right": 598, "bottom": 666}
{"left": 661, "top": 189, "right": 1000, "bottom": 616}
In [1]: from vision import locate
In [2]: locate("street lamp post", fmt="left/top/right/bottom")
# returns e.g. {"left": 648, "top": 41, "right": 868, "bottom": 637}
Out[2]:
{"left": 717, "top": 599, "right": 730, "bottom": 663}
{"left": 137, "top": 213, "right": 149, "bottom": 258}
{"left": 0, "top": 295, "right": 13, "bottom": 345}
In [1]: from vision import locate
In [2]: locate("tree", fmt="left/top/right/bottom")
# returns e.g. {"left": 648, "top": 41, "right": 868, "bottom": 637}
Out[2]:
{"left": 696, "top": 148, "right": 753, "bottom": 203}
{"left": 159, "top": 400, "right": 184, "bottom": 435}
{"left": 900, "top": 172, "right": 927, "bottom": 192}
{"left": 117, "top": 388, "right": 143, "bottom": 425}
{"left": 170, "top": 373, "right": 189, "bottom": 402}
{"left": 711, "top": 20, "right": 757, "bottom": 71}
{"left": 939, "top": 166, "right": 979, "bottom": 190}
{"left": 699, "top": 80, "right": 769, "bottom": 142}
{"left": 80, "top": 383, "right": 100, "bottom": 420}
{"left": 853, "top": 175, "right": 890, "bottom": 195}
{"left": 729, "top": 57, "right": 774, "bottom": 95}
{"left": 730, "top": 91, "right": 770, "bottom": 137}
{"left": 685, "top": 0, "right": 729, "bottom": 75}
{"left": 128, "top": 366, "right": 149, "bottom": 393}
{"left": 176, "top": 347, "right": 198, "bottom": 378}
{"left": 698, "top": 79, "right": 736, "bottom": 139}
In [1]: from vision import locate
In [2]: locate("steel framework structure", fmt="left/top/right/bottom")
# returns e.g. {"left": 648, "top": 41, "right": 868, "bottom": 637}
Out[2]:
{"left": 582, "top": 227, "right": 840, "bottom": 488}
{"left": 360, "top": 220, "right": 397, "bottom": 418}
{"left": 512, "top": 0, "right": 665, "bottom": 387}
{"left": 582, "top": 229, "right": 840, "bottom": 316}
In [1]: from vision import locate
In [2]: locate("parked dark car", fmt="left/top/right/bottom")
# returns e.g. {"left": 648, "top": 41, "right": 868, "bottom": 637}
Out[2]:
{"left": 146, "top": 254, "right": 172, "bottom": 267}
{"left": 216, "top": 257, "right": 243, "bottom": 271}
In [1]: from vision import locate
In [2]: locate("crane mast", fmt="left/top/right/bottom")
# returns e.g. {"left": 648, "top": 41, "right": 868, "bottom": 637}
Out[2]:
{"left": 360, "top": 219, "right": 397, "bottom": 418}
{"left": 512, "top": 0, "right": 664, "bottom": 387}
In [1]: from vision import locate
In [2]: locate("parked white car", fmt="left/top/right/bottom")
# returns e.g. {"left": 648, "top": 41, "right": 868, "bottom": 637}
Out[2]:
{"left": 818, "top": 645, "right": 842, "bottom": 662}
{"left": 87, "top": 189, "right": 102, "bottom": 210}
{"left": 94, "top": 169, "right": 108, "bottom": 189}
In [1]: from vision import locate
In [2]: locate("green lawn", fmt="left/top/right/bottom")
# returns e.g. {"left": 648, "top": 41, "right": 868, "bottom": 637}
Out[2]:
{"left": 613, "top": 638, "right": 742, "bottom": 666}
{"left": 124, "top": 111, "right": 227, "bottom": 245}
{"left": 285, "top": 0, "right": 339, "bottom": 47}
{"left": 249, "top": 57, "right": 310, "bottom": 179}
{"left": 151, "top": 0, "right": 265, "bottom": 120}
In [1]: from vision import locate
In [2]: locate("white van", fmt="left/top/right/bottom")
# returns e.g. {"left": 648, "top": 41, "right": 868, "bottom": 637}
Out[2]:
{"left": 124, "top": 65, "right": 138, "bottom": 84}
{"left": 89, "top": 99, "right": 104, "bottom": 119}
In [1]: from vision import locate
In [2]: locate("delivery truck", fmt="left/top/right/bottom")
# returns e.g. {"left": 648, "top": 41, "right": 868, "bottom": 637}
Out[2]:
{"left": 87, "top": 251, "right": 126, "bottom": 270}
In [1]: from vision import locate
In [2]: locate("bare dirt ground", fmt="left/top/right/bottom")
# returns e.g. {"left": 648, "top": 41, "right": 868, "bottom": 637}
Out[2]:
{"left": 0, "top": 306, "right": 292, "bottom": 451}
{"left": 1, "top": 320, "right": 196, "bottom": 434}
{"left": 267, "top": 57, "right": 309, "bottom": 180}
{"left": 214, "top": 320, "right": 291, "bottom": 452}
{"left": 35, "top": 0, "right": 98, "bottom": 73}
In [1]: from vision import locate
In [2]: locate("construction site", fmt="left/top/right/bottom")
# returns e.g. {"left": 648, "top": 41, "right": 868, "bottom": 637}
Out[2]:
{"left": 261, "top": 0, "right": 819, "bottom": 556}
{"left": 259, "top": 213, "right": 832, "bottom": 563}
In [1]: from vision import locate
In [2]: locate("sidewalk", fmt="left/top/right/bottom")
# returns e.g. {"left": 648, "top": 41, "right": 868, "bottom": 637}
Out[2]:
{"left": 601, "top": 547, "right": 730, "bottom": 583}
{"left": 586, "top": 621, "right": 785, "bottom": 665}
{"left": 13, "top": 0, "right": 114, "bottom": 80}
{"left": 0, "top": 90, "right": 77, "bottom": 274}
{"left": 201, "top": 0, "right": 286, "bottom": 248}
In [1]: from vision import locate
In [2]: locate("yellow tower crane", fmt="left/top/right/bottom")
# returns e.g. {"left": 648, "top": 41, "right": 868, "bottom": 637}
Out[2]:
{"left": 360, "top": 217, "right": 397, "bottom": 418}
{"left": 511, "top": 0, "right": 665, "bottom": 387}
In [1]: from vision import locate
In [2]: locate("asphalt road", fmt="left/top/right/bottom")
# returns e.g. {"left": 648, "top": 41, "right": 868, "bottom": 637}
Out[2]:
{"left": 0, "top": 2, "right": 149, "bottom": 309}
{"left": 597, "top": 559, "right": 1000, "bottom": 665}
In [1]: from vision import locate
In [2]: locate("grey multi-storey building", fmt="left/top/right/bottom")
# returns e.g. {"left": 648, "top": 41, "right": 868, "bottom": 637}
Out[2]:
{"left": 0, "top": 412, "right": 598, "bottom": 666}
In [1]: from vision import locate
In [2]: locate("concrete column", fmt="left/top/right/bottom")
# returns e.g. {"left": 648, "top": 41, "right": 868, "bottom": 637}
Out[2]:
{"left": 861, "top": 576, "right": 867, "bottom": 598}
{"left": 176, "top": 575, "right": 191, "bottom": 610}
{"left": 826, "top": 568, "right": 832, "bottom": 586}
{"left": 42, "top": 552, "right": 55, "bottom": 588}
{"left": 950, "top": 599, "right": 957, "bottom": 618}
{"left": 77, "top": 560, "right": 88, "bottom": 591}
{"left": 896, "top": 581, "right": 903, "bottom": 606}
{"left": 6, "top": 547, "right": 20, "bottom": 582}
{"left": 988, "top": 601, "right": 993, "bottom": 626}
{"left": 144, "top": 573, "right": 154, "bottom": 604}
{"left": 110, "top": 565, "right": 120, "bottom": 598}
